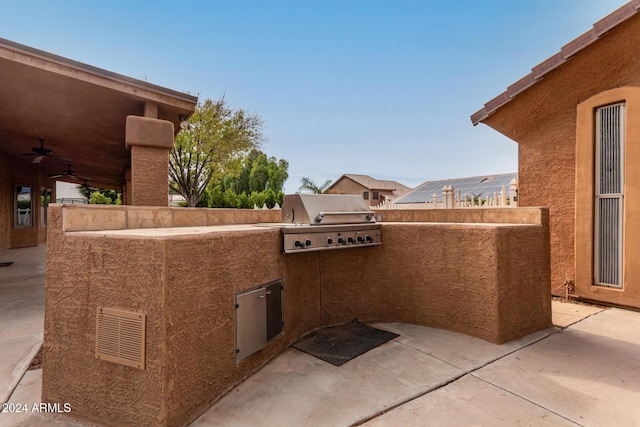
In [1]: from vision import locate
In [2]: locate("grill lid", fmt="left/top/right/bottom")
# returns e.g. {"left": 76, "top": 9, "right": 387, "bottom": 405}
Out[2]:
{"left": 282, "top": 194, "right": 374, "bottom": 225}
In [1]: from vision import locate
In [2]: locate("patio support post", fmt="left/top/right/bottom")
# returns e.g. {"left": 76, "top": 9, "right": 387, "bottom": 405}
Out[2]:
{"left": 144, "top": 101, "right": 158, "bottom": 118}
{"left": 123, "top": 167, "right": 132, "bottom": 205}
{"left": 125, "top": 115, "right": 174, "bottom": 206}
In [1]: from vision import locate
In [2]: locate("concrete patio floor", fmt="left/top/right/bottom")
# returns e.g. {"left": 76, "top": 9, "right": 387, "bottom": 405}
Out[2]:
{"left": 193, "top": 307, "right": 640, "bottom": 427}
{"left": 2, "top": 244, "right": 640, "bottom": 426}
{"left": 0, "top": 245, "right": 46, "bottom": 406}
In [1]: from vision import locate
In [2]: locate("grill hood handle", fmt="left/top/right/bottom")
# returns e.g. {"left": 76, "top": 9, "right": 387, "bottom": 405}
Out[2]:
{"left": 315, "top": 211, "right": 374, "bottom": 223}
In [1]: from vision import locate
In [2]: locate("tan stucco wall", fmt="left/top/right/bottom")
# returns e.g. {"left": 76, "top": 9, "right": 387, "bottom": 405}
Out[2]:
{"left": 8, "top": 161, "right": 56, "bottom": 248}
{"left": 481, "top": 14, "right": 640, "bottom": 302}
{"left": 44, "top": 227, "right": 167, "bottom": 425}
{"left": 163, "top": 231, "right": 290, "bottom": 426}
{"left": 129, "top": 145, "right": 170, "bottom": 207}
{"left": 575, "top": 87, "right": 640, "bottom": 307}
{"left": 0, "top": 155, "right": 9, "bottom": 251}
{"left": 320, "top": 221, "right": 550, "bottom": 342}
{"left": 43, "top": 205, "right": 550, "bottom": 426}
{"left": 38, "top": 173, "right": 55, "bottom": 246}
{"left": 0, "top": 154, "right": 57, "bottom": 250}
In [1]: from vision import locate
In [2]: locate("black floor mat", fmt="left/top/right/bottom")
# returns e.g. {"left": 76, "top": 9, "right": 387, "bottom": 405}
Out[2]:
{"left": 0, "top": 262, "right": 13, "bottom": 268}
{"left": 293, "top": 319, "right": 399, "bottom": 366}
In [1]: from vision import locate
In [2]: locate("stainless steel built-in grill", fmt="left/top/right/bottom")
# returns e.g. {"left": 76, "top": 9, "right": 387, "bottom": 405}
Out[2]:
{"left": 281, "top": 194, "right": 382, "bottom": 254}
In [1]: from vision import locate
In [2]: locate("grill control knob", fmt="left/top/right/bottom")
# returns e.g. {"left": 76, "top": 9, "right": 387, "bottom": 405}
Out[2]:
{"left": 365, "top": 235, "right": 374, "bottom": 243}
{"left": 305, "top": 239, "right": 311, "bottom": 247}
{"left": 326, "top": 238, "right": 333, "bottom": 244}
{"left": 337, "top": 237, "right": 345, "bottom": 244}
{"left": 347, "top": 236, "right": 355, "bottom": 244}
{"left": 294, "top": 240, "right": 303, "bottom": 248}
{"left": 356, "top": 236, "right": 364, "bottom": 243}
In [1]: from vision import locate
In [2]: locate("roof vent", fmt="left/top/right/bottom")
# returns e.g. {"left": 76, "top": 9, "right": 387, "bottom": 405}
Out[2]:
{"left": 95, "top": 307, "right": 146, "bottom": 369}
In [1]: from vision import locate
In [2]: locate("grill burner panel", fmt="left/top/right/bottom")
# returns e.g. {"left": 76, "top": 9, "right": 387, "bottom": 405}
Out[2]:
{"left": 281, "top": 194, "right": 381, "bottom": 254}
{"left": 282, "top": 223, "right": 381, "bottom": 253}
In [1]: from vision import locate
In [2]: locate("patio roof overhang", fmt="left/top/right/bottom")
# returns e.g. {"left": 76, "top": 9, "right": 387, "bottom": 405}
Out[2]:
{"left": 0, "top": 37, "right": 198, "bottom": 188}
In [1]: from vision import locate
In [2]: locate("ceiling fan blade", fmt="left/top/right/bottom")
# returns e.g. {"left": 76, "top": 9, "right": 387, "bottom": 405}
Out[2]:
{"left": 32, "top": 156, "right": 44, "bottom": 164}
{"left": 50, "top": 165, "right": 78, "bottom": 180}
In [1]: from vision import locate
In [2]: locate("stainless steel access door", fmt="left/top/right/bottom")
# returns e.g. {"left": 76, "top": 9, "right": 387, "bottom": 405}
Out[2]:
{"left": 235, "top": 287, "right": 267, "bottom": 361}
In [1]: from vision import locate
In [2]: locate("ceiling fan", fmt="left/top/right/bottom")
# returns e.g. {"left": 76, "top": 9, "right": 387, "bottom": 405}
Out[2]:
{"left": 50, "top": 165, "right": 91, "bottom": 181}
{"left": 50, "top": 165, "right": 77, "bottom": 180}
{"left": 21, "top": 138, "right": 71, "bottom": 164}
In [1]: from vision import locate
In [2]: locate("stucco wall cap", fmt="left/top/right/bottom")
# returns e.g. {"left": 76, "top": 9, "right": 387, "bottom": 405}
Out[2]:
{"left": 125, "top": 116, "right": 174, "bottom": 150}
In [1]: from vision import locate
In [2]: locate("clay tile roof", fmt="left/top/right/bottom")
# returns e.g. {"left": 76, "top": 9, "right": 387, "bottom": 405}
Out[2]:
{"left": 471, "top": 1, "right": 640, "bottom": 126}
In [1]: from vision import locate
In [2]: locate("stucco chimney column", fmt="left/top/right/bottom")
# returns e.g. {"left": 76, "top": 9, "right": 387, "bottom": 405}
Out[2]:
{"left": 125, "top": 116, "right": 174, "bottom": 206}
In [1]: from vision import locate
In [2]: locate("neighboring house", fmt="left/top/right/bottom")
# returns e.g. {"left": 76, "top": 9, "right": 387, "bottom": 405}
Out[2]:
{"left": 471, "top": 2, "right": 640, "bottom": 308}
{"left": 327, "top": 174, "right": 411, "bottom": 206}
{"left": 395, "top": 173, "right": 517, "bottom": 208}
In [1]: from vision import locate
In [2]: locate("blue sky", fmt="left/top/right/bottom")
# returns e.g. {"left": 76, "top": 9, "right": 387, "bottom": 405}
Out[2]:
{"left": 0, "top": 0, "right": 630, "bottom": 193}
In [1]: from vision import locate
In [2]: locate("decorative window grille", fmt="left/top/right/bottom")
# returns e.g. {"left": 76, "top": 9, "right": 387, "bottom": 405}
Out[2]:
{"left": 594, "top": 103, "right": 624, "bottom": 288}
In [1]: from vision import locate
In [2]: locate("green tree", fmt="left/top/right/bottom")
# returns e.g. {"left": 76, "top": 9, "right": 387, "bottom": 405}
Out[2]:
{"left": 206, "top": 149, "right": 288, "bottom": 208}
{"left": 169, "top": 97, "right": 264, "bottom": 207}
{"left": 89, "top": 191, "right": 112, "bottom": 204}
{"left": 221, "top": 149, "right": 288, "bottom": 194}
{"left": 77, "top": 184, "right": 121, "bottom": 205}
{"left": 297, "top": 177, "right": 332, "bottom": 194}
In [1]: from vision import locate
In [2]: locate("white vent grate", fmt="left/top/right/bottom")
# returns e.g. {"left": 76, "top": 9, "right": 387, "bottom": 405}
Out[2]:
{"left": 595, "top": 103, "right": 624, "bottom": 288}
{"left": 96, "top": 307, "right": 146, "bottom": 369}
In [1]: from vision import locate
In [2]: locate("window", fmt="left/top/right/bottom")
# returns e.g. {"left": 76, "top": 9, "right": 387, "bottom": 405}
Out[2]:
{"left": 594, "top": 103, "right": 624, "bottom": 288}
{"left": 15, "top": 185, "right": 33, "bottom": 227}
{"left": 373, "top": 191, "right": 379, "bottom": 200}
{"left": 41, "top": 187, "right": 52, "bottom": 226}
{"left": 363, "top": 191, "right": 369, "bottom": 200}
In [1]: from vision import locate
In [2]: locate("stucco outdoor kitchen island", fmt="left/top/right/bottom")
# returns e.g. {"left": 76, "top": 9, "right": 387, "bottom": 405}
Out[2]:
{"left": 43, "top": 204, "right": 551, "bottom": 426}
